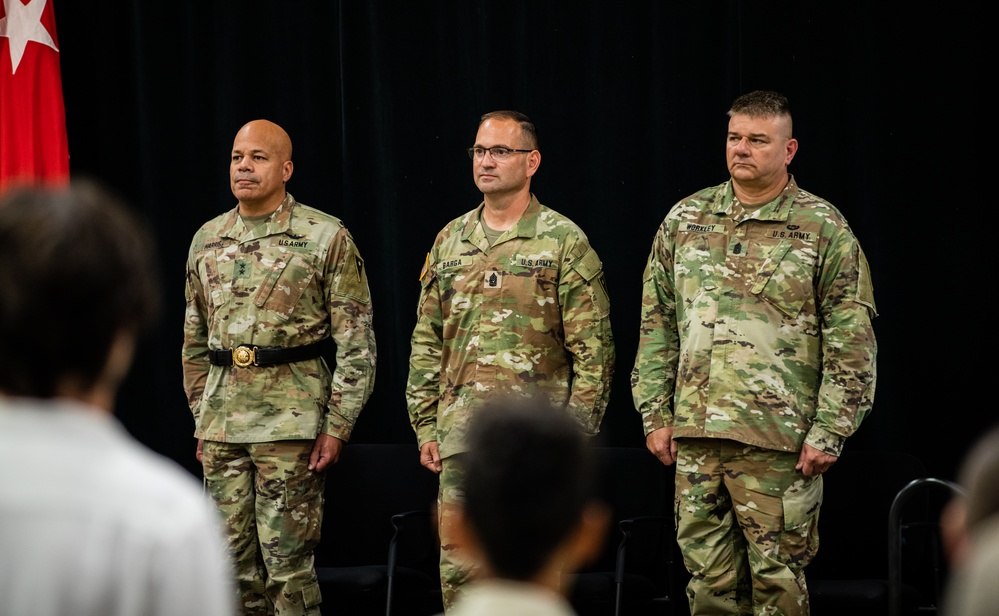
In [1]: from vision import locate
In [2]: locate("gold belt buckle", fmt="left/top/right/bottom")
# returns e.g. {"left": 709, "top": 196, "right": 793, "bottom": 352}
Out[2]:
{"left": 232, "top": 345, "right": 258, "bottom": 367}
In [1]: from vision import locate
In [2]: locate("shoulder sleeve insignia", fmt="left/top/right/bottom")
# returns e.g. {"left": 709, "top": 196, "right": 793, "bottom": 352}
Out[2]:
{"left": 419, "top": 252, "right": 430, "bottom": 281}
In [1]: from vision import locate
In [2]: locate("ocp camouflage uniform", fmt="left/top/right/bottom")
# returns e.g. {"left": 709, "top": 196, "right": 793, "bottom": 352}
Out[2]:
{"left": 631, "top": 177, "right": 877, "bottom": 615}
{"left": 183, "top": 193, "right": 376, "bottom": 616}
{"left": 407, "top": 195, "right": 614, "bottom": 609}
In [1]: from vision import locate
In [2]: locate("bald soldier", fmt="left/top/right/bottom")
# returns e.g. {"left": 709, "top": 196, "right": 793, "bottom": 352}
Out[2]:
{"left": 183, "top": 119, "right": 377, "bottom": 615}
{"left": 406, "top": 110, "right": 615, "bottom": 611}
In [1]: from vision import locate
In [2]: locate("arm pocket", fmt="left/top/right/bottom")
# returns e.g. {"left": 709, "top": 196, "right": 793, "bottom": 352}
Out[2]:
{"left": 571, "top": 248, "right": 611, "bottom": 317}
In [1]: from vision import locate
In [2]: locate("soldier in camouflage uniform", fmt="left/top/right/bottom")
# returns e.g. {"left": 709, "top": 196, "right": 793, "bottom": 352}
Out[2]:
{"left": 406, "top": 110, "right": 615, "bottom": 611}
{"left": 183, "top": 119, "right": 377, "bottom": 616}
{"left": 631, "top": 91, "right": 878, "bottom": 616}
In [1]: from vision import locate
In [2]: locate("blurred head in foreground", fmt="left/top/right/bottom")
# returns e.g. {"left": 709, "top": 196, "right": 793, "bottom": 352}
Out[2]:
{"left": 0, "top": 178, "right": 159, "bottom": 407}
{"left": 455, "top": 396, "right": 609, "bottom": 590}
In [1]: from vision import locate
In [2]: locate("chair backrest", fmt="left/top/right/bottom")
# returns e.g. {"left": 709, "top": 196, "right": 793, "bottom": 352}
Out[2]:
{"left": 888, "top": 477, "right": 963, "bottom": 616}
{"left": 806, "top": 449, "right": 929, "bottom": 616}
{"left": 316, "top": 443, "right": 439, "bottom": 568}
{"left": 567, "top": 446, "right": 676, "bottom": 616}
{"left": 808, "top": 448, "right": 928, "bottom": 581}
{"left": 585, "top": 446, "right": 673, "bottom": 572}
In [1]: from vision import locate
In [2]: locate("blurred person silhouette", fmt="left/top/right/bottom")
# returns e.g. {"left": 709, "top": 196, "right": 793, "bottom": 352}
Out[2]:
{"left": 0, "top": 179, "right": 235, "bottom": 616}
{"left": 940, "top": 422, "right": 999, "bottom": 616}
{"left": 440, "top": 396, "right": 610, "bottom": 616}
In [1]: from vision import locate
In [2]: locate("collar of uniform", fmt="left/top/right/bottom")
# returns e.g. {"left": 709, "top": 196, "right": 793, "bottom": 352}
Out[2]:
{"left": 721, "top": 175, "right": 800, "bottom": 223}
{"left": 461, "top": 194, "right": 543, "bottom": 242}
{"left": 218, "top": 192, "right": 296, "bottom": 240}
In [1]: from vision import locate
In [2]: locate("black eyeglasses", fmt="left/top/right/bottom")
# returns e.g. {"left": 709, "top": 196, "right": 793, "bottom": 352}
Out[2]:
{"left": 467, "top": 146, "right": 534, "bottom": 161}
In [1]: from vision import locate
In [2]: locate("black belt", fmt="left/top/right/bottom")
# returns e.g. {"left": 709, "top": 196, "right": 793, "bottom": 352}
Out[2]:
{"left": 208, "top": 341, "right": 324, "bottom": 368}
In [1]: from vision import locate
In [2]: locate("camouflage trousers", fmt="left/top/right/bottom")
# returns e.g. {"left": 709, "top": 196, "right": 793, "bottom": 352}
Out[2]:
{"left": 203, "top": 440, "right": 324, "bottom": 616}
{"left": 675, "top": 438, "right": 822, "bottom": 616}
{"left": 437, "top": 454, "right": 476, "bottom": 612}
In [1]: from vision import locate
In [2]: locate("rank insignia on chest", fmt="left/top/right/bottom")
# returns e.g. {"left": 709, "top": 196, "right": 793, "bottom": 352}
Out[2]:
{"left": 234, "top": 259, "right": 251, "bottom": 278}
{"left": 485, "top": 270, "right": 502, "bottom": 288}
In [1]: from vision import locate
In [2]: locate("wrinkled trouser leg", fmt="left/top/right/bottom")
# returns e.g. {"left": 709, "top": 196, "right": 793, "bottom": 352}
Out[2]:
{"left": 675, "top": 439, "right": 821, "bottom": 616}
{"left": 437, "top": 454, "right": 475, "bottom": 612}
{"left": 204, "top": 440, "right": 324, "bottom": 616}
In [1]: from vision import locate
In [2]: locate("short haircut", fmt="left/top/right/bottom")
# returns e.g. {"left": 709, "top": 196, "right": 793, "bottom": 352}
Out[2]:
{"left": 461, "top": 395, "right": 597, "bottom": 581}
{"left": 728, "top": 90, "right": 791, "bottom": 119}
{"left": 479, "top": 110, "right": 539, "bottom": 150}
{"left": 0, "top": 179, "right": 161, "bottom": 397}
{"left": 728, "top": 90, "right": 794, "bottom": 140}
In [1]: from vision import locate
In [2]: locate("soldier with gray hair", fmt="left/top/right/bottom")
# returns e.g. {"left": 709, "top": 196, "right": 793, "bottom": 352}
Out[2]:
{"left": 407, "top": 110, "right": 615, "bottom": 611}
{"left": 183, "top": 119, "right": 377, "bottom": 615}
{"left": 631, "top": 90, "right": 878, "bottom": 615}
{"left": 0, "top": 180, "right": 235, "bottom": 616}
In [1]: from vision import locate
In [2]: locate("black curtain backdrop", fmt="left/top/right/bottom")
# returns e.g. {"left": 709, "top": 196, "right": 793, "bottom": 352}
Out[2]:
{"left": 52, "top": 1, "right": 986, "bottom": 482}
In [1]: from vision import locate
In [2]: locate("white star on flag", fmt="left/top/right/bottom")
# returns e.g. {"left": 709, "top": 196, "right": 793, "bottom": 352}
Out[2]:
{"left": 0, "top": 0, "right": 59, "bottom": 75}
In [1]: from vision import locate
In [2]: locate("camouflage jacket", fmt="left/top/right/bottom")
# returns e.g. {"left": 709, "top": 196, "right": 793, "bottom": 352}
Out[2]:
{"left": 630, "top": 177, "right": 877, "bottom": 456}
{"left": 407, "top": 195, "right": 614, "bottom": 459}
{"left": 182, "top": 193, "right": 376, "bottom": 443}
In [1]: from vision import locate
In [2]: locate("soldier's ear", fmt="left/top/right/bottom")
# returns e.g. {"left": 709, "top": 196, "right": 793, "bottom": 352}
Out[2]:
{"left": 526, "top": 150, "right": 541, "bottom": 178}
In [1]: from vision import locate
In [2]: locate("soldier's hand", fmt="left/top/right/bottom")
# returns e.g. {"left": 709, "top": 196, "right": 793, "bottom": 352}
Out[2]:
{"left": 646, "top": 427, "right": 677, "bottom": 466}
{"left": 420, "top": 441, "right": 442, "bottom": 473}
{"left": 795, "top": 443, "right": 837, "bottom": 477}
{"left": 195, "top": 438, "right": 204, "bottom": 463}
{"left": 309, "top": 434, "right": 343, "bottom": 472}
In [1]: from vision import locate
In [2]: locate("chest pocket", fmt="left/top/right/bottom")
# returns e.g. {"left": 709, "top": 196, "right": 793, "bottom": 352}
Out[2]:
{"left": 750, "top": 240, "right": 814, "bottom": 318}
{"left": 675, "top": 230, "right": 725, "bottom": 303}
{"left": 497, "top": 259, "right": 560, "bottom": 320}
{"left": 253, "top": 254, "right": 317, "bottom": 321}
{"left": 201, "top": 254, "right": 226, "bottom": 310}
{"left": 436, "top": 260, "right": 474, "bottom": 315}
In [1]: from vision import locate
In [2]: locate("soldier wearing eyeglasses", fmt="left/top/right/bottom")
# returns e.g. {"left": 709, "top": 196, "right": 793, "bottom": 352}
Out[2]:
{"left": 406, "top": 110, "right": 615, "bottom": 611}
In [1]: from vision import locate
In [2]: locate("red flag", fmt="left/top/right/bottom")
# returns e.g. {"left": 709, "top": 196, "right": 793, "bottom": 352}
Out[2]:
{"left": 0, "top": 0, "right": 69, "bottom": 193}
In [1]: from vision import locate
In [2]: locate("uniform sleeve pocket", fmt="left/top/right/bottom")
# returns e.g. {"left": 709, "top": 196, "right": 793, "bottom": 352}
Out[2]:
{"left": 332, "top": 238, "right": 370, "bottom": 304}
{"left": 571, "top": 248, "right": 611, "bottom": 317}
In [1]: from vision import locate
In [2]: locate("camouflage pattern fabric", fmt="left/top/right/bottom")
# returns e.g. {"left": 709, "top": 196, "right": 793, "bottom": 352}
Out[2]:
{"left": 406, "top": 195, "right": 614, "bottom": 459}
{"left": 675, "top": 438, "right": 820, "bottom": 616}
{"left": 437, "top": 454, "right": 475, "bottom": 611}
{"left": 631, "top": 176, "right": 877, "bottom": 456}
{"left": 182, "top": 193, "right": 376, "bottom": 443}
{"left": 203, "top": 440, "right": 324, "bottom": 616}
